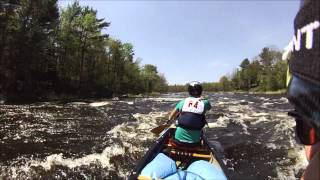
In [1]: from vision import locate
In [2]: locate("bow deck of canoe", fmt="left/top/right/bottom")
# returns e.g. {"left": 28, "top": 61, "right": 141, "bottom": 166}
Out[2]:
{"left": 129, "top": 127, "right": 229, "bottom": 180}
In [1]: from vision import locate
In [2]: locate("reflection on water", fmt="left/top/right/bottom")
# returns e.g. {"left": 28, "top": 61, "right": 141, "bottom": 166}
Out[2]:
{"left": 0, "top": 94, "right": 307, "bottom": 179}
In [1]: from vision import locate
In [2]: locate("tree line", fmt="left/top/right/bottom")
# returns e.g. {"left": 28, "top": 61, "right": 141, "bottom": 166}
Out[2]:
{"left": 168, "top": 47, "right": 287, "bottom": 93}
{"left": 0, "top": 0, "right": 168, "bottom": 101}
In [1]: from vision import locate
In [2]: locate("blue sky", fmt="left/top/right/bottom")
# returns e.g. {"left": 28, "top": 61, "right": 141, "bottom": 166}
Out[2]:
{"left": 58, "top": 1, "right": 300, "bottom": 85}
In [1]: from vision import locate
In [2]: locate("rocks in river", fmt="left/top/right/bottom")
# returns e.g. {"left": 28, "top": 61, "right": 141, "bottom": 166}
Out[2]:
{"left": 239, "top": 100, "right": 248, "bottom": 105}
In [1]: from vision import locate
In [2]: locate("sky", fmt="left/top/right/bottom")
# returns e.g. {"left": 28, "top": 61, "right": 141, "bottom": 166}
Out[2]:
{"left": 58, "top": 0, "right": 300, "bottom": 85}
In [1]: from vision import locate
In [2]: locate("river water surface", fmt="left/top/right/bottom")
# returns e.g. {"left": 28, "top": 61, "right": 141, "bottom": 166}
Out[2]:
{"left": 0, "top": 93, "right": 307, "bottom": 179}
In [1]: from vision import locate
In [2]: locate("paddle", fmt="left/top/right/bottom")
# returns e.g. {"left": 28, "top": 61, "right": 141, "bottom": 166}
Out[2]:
{"left": 150, "top": 124, "right": 170, "bottom": 135}
{"left": 151, "top": 120, "right": 172, "bottom": 135}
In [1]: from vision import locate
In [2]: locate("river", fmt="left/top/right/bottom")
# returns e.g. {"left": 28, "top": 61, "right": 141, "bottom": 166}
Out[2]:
{"left": 0, "top": 93, "right": 307, "bottom": 179}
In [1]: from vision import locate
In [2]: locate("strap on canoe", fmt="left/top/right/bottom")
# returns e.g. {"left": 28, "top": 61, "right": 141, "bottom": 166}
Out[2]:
{"left": 168, "top": 150, "right": 211, "bottom": 159}
{"left": 137, "top": 175, "right": 164, "bottom": 180}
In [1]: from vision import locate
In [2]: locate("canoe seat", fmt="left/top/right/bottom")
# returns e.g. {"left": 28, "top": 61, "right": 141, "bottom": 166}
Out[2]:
{"left": 167, "top": 138, "right": 207, "bottom": 152}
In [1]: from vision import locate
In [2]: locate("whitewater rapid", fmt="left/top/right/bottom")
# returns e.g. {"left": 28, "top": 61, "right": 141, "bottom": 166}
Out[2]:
{"left": 0, "top": 93, "right": 307, "bottom": 179}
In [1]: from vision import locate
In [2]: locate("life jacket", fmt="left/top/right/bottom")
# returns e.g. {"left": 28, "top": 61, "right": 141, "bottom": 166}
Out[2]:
{"left": 177, "top": 97, "right": 206, "bottom": 130}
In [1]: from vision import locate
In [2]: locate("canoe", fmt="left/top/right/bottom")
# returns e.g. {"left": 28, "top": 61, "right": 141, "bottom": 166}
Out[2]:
{"left": 128, "top": 127, "right": 229, "bottom": 180}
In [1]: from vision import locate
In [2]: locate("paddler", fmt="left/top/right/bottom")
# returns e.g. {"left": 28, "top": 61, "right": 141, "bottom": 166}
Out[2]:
{"left": 168, "top": 81, "right": 211, "bottom": 146}
{"left": 286, "top": 0, "right": 320, "bottom": 179}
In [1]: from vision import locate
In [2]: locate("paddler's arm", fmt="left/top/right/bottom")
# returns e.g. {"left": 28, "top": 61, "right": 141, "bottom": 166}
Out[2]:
{"left": 168, "top": 100, "right": 184, "bottom": 123}
{"left": 168, "top": 108, "right": 180, "bottom": 121}
{"left": 203, "top": 98, "right": 211, "bottom": 126}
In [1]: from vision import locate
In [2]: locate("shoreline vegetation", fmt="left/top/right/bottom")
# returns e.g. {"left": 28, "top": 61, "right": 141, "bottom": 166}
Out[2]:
{"left": 169, "top": 47, "right": 288, "bottom": 95}
{"left": 0, "top": 91, "right": 286, "bottom": 106}
{"left": 204, "top": 89, "right": 287, "bottom": 95}
{"left": 0, "top": 1, "right": 168, "bottom": 103}
{"left": 1, "top": 1, "right": 287, "bottom": 103}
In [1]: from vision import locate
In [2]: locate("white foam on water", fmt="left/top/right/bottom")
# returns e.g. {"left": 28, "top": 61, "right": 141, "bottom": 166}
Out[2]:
{"left": 141, "top": 97, "right": 182, "bottom": 102}
{"left": 22, "top": 111, "right": 33, "bottom": 117}
{"left": 216, "top": 100, "right": 240, "bottom": 105}
{"left": 251, "top": 112, "right": 269, "bottom": 117}
{"left": 105, "top": 111, "right": 168, "bottom": 156}
{"left": 5, "top": 145, "right": 125, "bottom": 179}
{"left": 6, "top": 111, "right": 18, "bottom": 116}
{"left": 3, "top": 110, "right": 167, "bottom": 179}
{"left": 213, "top": 96, "right": 307, "bottom": 179}
{"left": 32, "top": 145, "right": 125, "bottom": 170}
{"left": 34, "top": 112, "right": 54, "bottom": 120}
{"left": 209, "top": 103, "right": 257, "bottom": 135}
{"left": 67, "top": 102, "right": 88, "bottom": 106}
{"left": 232, "top": 117, "right": 250, "bottom": 135}
{"left": 262, "top": 102, "right": 274, "bottom": 107}
{"left": 89, "top": 101, "right": 111, "bottom": 107}
{"left": 207, "top": 116, "right": 230, "bottom": 128}
{"left": 250, "top": 116, "right": 269, "bottom": 125}
{"left": 265, "top": 143, "right": 277, "bottom": 150}
{"left": 7, "top": 161, "right": 33, "bottom": 179}
{"left": 105, "top": 111, "right": 168, "bottom": 177}
{"left": 280, "top": 97, "right": 289, "bottom": 103}
{"left": 235, "top": 113, "right": 255, "bottom": 121}
{"left": 106, "top": 122, "right": 155, "bottom": 142}
{"left": 107, "top": 112, "right": 167, "bottom": 139}
{"left": 217, "top": 101, "right": 226, "bottom": 105}
{"left": 127, "top": 101, "right": 134, "bottom": 105}
{"left": 228, "top": 106, "right": 242, "bottom": 112}
{"left": 260, "top": 97, "right": 270, "bottom": 101}
{"left": 1, "top": 94, "right": 305, "bottom": 179}
{"left": 12, "top": 134, "right": 22, "bottom": 140}
{"left": 275, "top": 147, "right": 308, "bottom": 180}
{"left": 275, "top": 114, "right": 289, "bottom": 118}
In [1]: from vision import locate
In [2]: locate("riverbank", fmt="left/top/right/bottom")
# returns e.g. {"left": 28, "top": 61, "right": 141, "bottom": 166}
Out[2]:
{"left": 235, "top": 89, "right": 287, "bottom": 95}
{"left": 0, "top": 89, "right": 287, "bottom": 104}
{"left": 169, "top": 89, "right": 287, "bottom": 95}
{"left": 0, "top": 92, "right": 166, "bottom": 104}
{"left": 249, "top": 89, "right": 287, "bottom": 95}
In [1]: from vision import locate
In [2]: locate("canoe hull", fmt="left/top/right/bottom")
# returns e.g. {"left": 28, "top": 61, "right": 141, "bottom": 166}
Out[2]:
{"left": 128, "top": 127, "right": 228, "bottom": 180}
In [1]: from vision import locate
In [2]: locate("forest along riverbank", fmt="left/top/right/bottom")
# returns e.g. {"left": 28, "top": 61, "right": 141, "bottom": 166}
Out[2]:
{"left": 0, "top": 93, "right": 307, "bottom": 179}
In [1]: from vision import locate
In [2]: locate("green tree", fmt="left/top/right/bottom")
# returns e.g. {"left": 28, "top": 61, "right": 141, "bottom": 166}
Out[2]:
{"left": 141, "top": 64, "right": 168, "bottom": 93}
{"left": 219, "top": 76, "right": 231, "bottom": 91}
{"left": 0, "top": 1, "right": 168, "bottom": 100}
{"left": 240, "top": 58, "right": 250, "bottom": 69}
{"left": 246, "top": 60, "right": 261, "bottom": 89}
{"left": 274, "top": 60, "right": 287, "bottom": 89}
{"left": 259, "top": 47, "right": 274, "bottom": 67}
{"left": 224, "top": 47, "right": 284, "bottom": 92}
{"left": 0, "top": 0, "right": 59, "bottom": 98}
{"left": 141, "top": 64, "right": 158, "bottom": 93}
{"left": 257, "top": 47, "right": 282, "bottom": 91}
